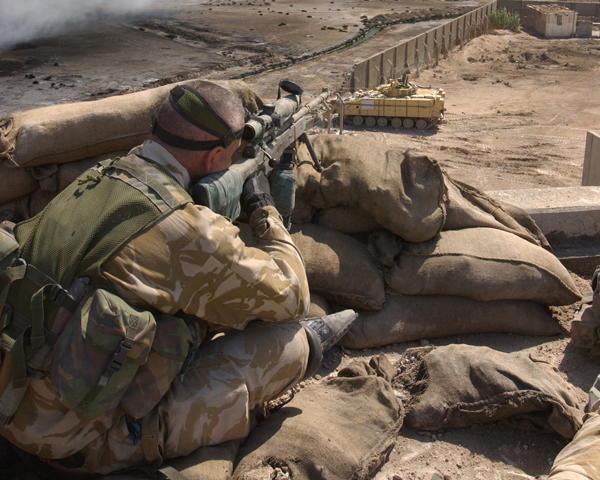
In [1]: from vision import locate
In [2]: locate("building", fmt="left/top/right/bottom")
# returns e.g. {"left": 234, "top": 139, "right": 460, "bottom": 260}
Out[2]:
{"left": 524, "top": 4, "right": 577, "bottom": 37}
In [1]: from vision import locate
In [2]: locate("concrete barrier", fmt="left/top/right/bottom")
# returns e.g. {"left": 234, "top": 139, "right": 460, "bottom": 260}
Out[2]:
{"left": 346, "top": 2, "right": 497, "bottom": 92}
{"left": 487, "top": 187, "right": 600, "bottom": 275}
{"left": 583, "top": 131, "right": 600, "bottom": 186}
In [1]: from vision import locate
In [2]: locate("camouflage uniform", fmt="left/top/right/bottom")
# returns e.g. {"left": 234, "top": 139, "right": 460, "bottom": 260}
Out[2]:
{"left": 548, "top": 412, "right": 600, "bottom": 479}
{"left": 0, "top": 140, "right": 311, "bottom": 475}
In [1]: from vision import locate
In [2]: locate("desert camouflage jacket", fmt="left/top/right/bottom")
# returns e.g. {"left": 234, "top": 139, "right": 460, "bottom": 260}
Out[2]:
{"left": 102, "top": 140, "right": 310, "bottom": 330}
{"left": 0, "top": 140, "right": 310, "bottom": 459}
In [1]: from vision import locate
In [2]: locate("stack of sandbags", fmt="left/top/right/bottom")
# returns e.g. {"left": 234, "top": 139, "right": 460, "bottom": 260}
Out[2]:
{"left": 0, "top": 80, "right": 263, "bottom": 223}
{"left": 292, "top": 134, "right": 581, "bottom": 348}
{"left": 290, "top": 223, "right": 385, "bottom": 311}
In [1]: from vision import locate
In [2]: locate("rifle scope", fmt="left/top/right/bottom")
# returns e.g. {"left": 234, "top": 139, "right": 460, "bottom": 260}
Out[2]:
{"left": 242, "top": 96, "right": 300, "bottom": 142}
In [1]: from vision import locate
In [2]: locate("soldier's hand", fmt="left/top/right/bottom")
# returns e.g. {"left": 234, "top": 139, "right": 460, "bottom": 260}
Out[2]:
{"left": 240, "top": 170, "right": 275, "bottom": 218}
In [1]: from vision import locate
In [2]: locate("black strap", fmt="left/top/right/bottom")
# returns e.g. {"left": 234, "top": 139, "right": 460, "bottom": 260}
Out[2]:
{"left": 152, "top": 122, "right": 234, "bottom": 152}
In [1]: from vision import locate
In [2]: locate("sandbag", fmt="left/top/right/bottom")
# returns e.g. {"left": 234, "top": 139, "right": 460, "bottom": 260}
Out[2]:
{"left": 338, "top": 293, "right": 561, "bottom": 350}
{"left": 366, "top": 229, "right": 403, "bottom": 268}
{"left": 443, "top": 175, "right": 550, "bottom": 250}
{"left": 0, "top": 162, "right": 37, "bottom": 204}
{"left": 0, "top": 200, "right": 23, "bottom": 224}
{"left": 295, "top": 134, "right": 446, "bottom": 243}
{"left": 314, "top": 207, "right": 381, "bottom": 235}
{"left": 308, "top": 292, "right": 331, "bottom": 318}
{"left": 21, "top": 153, "right": 125, "bottom": 219}
{"left": 290, "top": 223, "right": 386, "bottom": 311}
{"left": 163, "top": 439, "right": 243, "bottom": 480}
{"left": 0, "top": 80, "right": 263, "bottom": 169}
{"left": 233, "top": 355, "right": 403, "bottom": 480}
{"left": 291, "top": 195, "right": 315, "bottom": 224}
{"left": 236, "top": 221, "right": 385, "bottom": 310}
{"left": 385, "top": 227, "right": 581, "bottom": 305}
{"left": 401, "top": 344, "right": 584, "bottom": 439}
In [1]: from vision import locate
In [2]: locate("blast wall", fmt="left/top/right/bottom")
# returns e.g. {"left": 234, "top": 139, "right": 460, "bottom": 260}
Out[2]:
{"left": 345, "top": 2, "right": 497, "bottom": 92}
{"left": 583, "top": 131, "right": 600, "bottom": 186}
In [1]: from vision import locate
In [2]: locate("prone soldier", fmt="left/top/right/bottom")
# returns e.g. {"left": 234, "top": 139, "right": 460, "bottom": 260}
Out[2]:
{"left": 0, "top": 80, "right": 356, "bottom": 476}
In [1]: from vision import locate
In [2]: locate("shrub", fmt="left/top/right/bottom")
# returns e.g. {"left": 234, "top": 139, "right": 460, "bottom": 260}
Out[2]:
{"left": 490, "top": 7, "right": 520, "bottom": 31}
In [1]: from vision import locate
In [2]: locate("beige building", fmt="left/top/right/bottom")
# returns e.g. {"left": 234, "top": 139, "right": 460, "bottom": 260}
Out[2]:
{"left": 525, "top": 4, "right": 578, "bottom": 37}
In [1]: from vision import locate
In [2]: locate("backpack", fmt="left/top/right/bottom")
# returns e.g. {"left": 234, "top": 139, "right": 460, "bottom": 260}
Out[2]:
{"left": 0, "top": 158, "right": 206, "bottom": 425}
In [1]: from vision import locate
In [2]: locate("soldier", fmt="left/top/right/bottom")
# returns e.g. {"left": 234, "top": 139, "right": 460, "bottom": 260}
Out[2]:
{"left": 0, "top": 80, "right": 356, "bottom": 475}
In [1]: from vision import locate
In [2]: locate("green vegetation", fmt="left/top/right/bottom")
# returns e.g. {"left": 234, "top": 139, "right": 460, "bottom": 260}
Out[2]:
{"left": 489, "top": 7, "right": 521, "bottom": 31}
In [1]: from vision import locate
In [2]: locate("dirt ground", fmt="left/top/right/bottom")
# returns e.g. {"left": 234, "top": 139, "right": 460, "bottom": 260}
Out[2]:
{"left": 1, "top": 1, "right": 600, "bottom": 479}
{"left": 319, "top": 271, "right": 596, "bottom": 480}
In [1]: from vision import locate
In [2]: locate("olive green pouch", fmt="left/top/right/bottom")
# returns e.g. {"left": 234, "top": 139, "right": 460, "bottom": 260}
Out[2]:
{"left": 50, "top": 288, "right": 156, "bottom": 418}
{"left": 119, "top": 314, "right": 207, "bottom": 419}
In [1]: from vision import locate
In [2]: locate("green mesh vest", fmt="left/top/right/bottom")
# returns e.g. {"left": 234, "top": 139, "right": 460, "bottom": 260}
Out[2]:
{"left": 0, "top": 154, "right": 191, "bottom": 423}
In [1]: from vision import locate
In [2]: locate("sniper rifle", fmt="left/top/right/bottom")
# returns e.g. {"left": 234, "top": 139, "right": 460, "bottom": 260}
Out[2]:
{"left": 191, "top": 80, "right": 330, "bottom": 228}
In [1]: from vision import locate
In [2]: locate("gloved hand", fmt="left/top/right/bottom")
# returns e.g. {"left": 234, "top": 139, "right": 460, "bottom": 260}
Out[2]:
{"left": 240, "top": 170, "right": 275, "bottom": 218}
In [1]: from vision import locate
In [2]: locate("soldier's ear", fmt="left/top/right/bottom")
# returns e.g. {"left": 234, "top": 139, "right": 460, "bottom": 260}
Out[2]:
{"left": 205, "top": 146, "right": 225, "bottom": 169}
{"left": 201, "top": 146, "right": 229, "bottom": 175}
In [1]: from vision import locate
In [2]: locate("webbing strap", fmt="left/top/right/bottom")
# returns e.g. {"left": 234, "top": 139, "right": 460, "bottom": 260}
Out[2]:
{"left": 0, "top": 262, "right": 79, "bottom": 424}
{"left": 78, "top": 315, "right": 141, "bottom": 411}
{"left": 30, "top": 285, "right": 51, "bottom": 349}
{"left": 0, "top": 262, "right": 78, "bottom": 350}
{"left": 9, "top": 335, "right": 27, "bottom": 389}
{"left": 100, "top": 158, "right": 184, "bottom": 210}
{"left": 0, "top": 264, "right": 27, "bottom": 313}
{"left": 0, "top": 333, "right": 30, "bottom": 424}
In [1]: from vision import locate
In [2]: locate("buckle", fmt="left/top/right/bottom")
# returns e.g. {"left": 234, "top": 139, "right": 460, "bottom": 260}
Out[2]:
{"left": 106, "top": 341, "right": 132, "bottom": 374}
{"left": 26, "top": 366, "right": 46, "bottom": 380}
{"left": 47, "top": 284, "right": 69, "bottom": 306}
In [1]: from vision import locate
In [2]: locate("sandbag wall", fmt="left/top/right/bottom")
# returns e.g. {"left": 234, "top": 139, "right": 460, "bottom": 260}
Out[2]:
{"left": 0, "top": 80, "right": 263, "bottom": 223}
{"left": 290, "top": 134, "right": 581, "bottom": 349}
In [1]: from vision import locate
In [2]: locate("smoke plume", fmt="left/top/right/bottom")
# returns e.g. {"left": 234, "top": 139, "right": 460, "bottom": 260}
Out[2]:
{"left": 0, "top": 0, "right": 174, "bottom": 52}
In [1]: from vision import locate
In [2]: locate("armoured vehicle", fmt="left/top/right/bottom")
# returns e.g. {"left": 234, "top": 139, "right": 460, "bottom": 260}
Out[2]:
{"left": 334, "top": 76, "right": 445, "bottom": 129}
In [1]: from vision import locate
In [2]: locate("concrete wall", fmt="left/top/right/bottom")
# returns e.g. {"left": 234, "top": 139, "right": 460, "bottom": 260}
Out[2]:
{"left": 488, "top": 186, "right": 600, "bottom": 275}
{"left": 500, "top": 0, "right": 600, "bottom": 17}
{"left": 345, "top": 2, "right": 497, "bottom": 92}
{"left": 583, "top": 131, "right": 600, "bottom": 186}
{"left": 528, "top": 7, "right": 577, "bottom": 37}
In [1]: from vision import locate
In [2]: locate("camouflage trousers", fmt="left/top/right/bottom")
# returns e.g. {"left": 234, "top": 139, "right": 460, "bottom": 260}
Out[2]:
{"left": 45, "top": 320, "right": 309, "bottom": 475}
{"left": 548, "top": 412, "right": 600, "bottom": 479}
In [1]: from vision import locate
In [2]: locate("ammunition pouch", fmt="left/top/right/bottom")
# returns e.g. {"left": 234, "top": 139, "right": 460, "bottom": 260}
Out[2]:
{"left": 0, "top": 224, "right": 205, "bottom": 422}
{"left": 1, "top": 270, "right": 205, "bottom": 421}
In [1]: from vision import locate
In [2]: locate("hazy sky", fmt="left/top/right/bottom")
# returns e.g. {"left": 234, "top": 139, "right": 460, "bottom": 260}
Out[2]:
{"left": 0, "top": 0, "right": 176, "bottom": 52}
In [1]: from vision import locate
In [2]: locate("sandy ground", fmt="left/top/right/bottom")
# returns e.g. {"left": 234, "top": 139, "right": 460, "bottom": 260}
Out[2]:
{"left": 2, "top": 1, "right": 600, "bottom": 479}
{"left": 242, "top": 28, "right": 600, "bottom": 192}
{"left": 319, "top": 273, "right": 596, "bottom": 480}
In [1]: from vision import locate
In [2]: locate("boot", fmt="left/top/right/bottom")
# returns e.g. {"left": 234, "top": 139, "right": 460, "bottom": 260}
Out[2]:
{"left": 301, "top": 310, "right": 358, "bottom": 380}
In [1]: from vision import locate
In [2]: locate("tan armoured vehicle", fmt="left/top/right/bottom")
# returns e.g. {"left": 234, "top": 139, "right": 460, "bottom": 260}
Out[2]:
{"left": 335, "top": 75, "right": 445, "bottom": 129}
